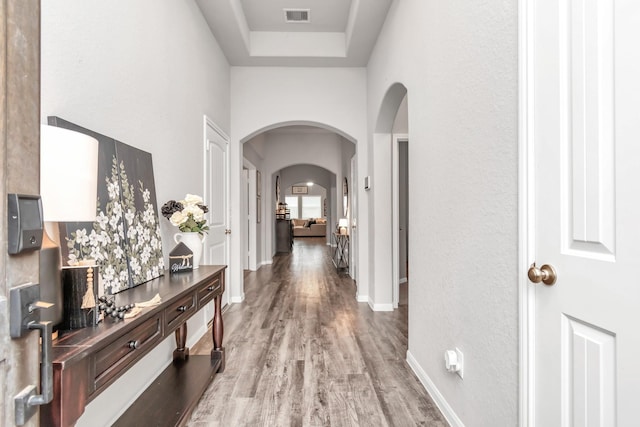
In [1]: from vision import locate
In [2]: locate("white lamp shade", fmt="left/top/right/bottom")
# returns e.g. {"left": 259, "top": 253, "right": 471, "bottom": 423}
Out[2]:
{"left": 338, "top": 218, "right": 349, "bottom": 228}
{"left": 40, "top": 124, "right": 99, "bottom": 222}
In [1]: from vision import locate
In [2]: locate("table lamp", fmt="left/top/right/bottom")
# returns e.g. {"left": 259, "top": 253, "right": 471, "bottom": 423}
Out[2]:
{"left": 338, "top": 218, "right": 349, "bottom": 235}
{"left": 39, "top": 124, "right": 99, "bottom": 327}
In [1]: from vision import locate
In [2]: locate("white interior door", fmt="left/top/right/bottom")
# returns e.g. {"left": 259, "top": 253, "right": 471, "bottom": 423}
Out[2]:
{"left": 531, "top": 1, "right": 640, "bottom": 425}
{"left": 204, "top": 117, "right": 230, "bottom": 308}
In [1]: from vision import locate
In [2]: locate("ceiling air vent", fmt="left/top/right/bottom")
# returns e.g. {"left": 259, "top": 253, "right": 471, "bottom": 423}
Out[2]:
{"left": 284, "top": 9, "right": 310, "bottom": 23}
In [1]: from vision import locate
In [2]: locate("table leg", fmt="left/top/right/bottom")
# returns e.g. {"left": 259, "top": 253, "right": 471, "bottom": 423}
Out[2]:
{"left": 173, "top": 323, "right": 190, "bottom": 361}
{"left": 211, "top": 293, "right": 225, "bottom": 372}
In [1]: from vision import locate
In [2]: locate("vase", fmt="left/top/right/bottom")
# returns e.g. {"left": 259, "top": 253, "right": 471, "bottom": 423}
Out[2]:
{"left": 174, "top": 232, "right": 206, "bottom": 269}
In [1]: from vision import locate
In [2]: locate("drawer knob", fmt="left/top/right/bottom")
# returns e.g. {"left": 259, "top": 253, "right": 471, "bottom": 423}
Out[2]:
{"left": 207, "top": 286, "right": 215, "bottom": 291}
{"left": 177, "top": 305, "right": 187, "bottom": 312}
{"left": 128, "top": 340, "right": 139, "bottom": 350}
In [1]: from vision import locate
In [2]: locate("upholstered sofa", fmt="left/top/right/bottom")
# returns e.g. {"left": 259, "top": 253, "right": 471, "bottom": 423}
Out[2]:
{"left": 292, "top": 218, "right": 327, "bottom": 237}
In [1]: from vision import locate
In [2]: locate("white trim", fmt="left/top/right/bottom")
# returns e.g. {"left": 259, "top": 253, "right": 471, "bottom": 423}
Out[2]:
{"left": 356, "top": 293, "right": 368, "bottom": 303}
{"left": 350, "top": 155, "right": 358, "bottom": 281}
{"left": 406, "top": 350, "right": 465, "bottom": 427}
{"left": 392, "top": 134, "right": 409, "bottom": 309}
{"left": 368, "top": 300, "right": 393, "bottom": 312}
{"left": 518, "top": 0, "right": 535, "bottom": 425}
{"left": 261, "top": 260, "right": 273, "bottom": 266}
{"left": 230, "top": 293, "right": 245, "bottom": 304}
{"left": 188, "top": 322, "right": 209, "bottom": 349}
{"left": 243, "top": 158, "right": 258, "bottom": 271}
{"left": 204, "top": 116, "right": 229, "bottom": 143}
{"left": 203, "top": 115, "right": 232, "bottom": 306}
{"left": 399, "top": 277, "right": 407, "bottom": 284}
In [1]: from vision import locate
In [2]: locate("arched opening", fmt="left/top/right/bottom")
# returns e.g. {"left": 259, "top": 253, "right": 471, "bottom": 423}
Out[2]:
{"left": 370, "top": 83, "right": 409, "bottom": 311}
{"left": 240, "top": 123, "right": 355, "bottom": 270}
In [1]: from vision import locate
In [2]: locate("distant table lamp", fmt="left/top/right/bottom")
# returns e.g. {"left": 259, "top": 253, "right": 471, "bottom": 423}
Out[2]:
{"left": 40, "top": 124, "right": 99, "bottom": 328}
{"left": 338, "top": 218, "right": 349, "bottom": 235}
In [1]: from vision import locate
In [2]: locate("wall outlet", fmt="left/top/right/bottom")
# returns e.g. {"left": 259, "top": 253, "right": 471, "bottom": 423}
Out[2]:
{"left": 444, "top": 347, "right": 464, "bottom": 379}
{"left": 455, "top": 347, "right": 464, "bottom": 379}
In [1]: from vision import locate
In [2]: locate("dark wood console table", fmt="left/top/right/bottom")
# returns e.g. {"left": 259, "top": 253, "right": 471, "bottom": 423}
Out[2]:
{"left": 41, "top": 265, "right": 227, "bottom": 427}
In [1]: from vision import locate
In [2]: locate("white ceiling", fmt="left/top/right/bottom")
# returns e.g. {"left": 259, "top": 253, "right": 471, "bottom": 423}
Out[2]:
{"left": 195, "top": 0, "right": 393, "bottom": 67}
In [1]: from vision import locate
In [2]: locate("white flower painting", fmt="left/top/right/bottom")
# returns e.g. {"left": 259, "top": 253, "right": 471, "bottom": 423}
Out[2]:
{"left": 53, "top": 116, "right": 165, "bottom": 295}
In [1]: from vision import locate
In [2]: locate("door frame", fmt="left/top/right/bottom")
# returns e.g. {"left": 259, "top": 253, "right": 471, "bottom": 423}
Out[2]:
{"left": 203, "top": 115, "right": 231, "bottom": 309}
{"left": 243, "top": 157, "right": 258, "bottom": 271}
{"left": 518, "top": 0, "right": 535, "bottom": 425}
{"left": 392, "top": 133, "right": 409, "bottom": 308}
{"left": 350, "top": 155, "right": 357, "bottom": 281}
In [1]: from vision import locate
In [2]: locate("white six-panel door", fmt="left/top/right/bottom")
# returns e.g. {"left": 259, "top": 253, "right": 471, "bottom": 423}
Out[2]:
{"left": 531, "top": 0, "right": 640, "bottom": 425}
{"left": 204, "top": 117, "right": 230, "bottom": 309}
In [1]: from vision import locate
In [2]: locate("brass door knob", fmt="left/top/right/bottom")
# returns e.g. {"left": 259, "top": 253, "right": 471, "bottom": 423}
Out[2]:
{"left": 527, "top": 263, "right": 557, "bottom": 286}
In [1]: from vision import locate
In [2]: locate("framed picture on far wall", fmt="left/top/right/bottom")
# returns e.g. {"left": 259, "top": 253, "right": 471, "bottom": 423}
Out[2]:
{"left": 292, "top": 185, "right": 308, "bottom": 194}
{"left": 256, "top": 170, "right": 261, "bottom": 197}
{"left": 257, "top": 196, "right": 261, "bottom": 223}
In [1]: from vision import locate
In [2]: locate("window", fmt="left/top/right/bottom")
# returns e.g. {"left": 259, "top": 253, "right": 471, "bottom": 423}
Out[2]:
{"left": 285, "top": 196, "right": 299, "bottom": 219}
{"left": 301, "top": 196, "right": 322, "bottom": 219}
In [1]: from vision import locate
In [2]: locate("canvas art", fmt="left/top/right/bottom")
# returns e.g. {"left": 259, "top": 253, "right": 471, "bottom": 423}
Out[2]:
{"left": 50, "top": 117, "right": 164, "bottom": 295}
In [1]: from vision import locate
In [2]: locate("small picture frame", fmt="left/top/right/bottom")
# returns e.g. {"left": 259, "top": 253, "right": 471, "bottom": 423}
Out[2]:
{"left": 292, "top": 185, "right": 308, "bottom": 194}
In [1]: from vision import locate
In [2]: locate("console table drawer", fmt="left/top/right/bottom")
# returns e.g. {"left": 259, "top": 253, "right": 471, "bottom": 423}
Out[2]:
{"left": 197, "top": 275, "right": 222, "bottom": 308}
{"left": 93, "top": 314, "right": 162, "bottom": 392}
{"left": 165, "top": 293, "right": 196, "bottom": 333}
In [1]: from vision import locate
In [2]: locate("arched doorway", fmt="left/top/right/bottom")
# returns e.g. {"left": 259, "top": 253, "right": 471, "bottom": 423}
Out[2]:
{"left": 239, "top": 123, "right": 356, "bottom": 280}
{"left": 371, "top": 83, "right": 409, "bottom": 310}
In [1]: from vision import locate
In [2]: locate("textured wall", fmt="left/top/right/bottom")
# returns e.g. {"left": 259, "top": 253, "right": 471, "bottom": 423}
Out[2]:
{"left": 367, "top": 0, "right": 519, "bottom": 425}
{"left": 40, "top": 1, "right": 230, "bottom": 424}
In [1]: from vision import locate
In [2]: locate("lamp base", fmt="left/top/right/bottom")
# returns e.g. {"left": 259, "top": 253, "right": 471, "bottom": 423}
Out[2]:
{"left": 62, "top": 265, "right": 99, "bottom": 329}
{"left": 39, "top": 238, "right": 63, "bottom": 329}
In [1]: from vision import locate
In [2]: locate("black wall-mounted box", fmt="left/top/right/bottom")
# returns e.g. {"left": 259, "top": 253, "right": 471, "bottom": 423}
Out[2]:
{"left": 8, "top": 194, "right": 43, "bottom": 255}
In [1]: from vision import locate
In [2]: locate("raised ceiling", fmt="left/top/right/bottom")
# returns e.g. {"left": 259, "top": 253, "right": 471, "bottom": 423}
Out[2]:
{"left": 195, "top": 0, "right": 393, "bottom": 67}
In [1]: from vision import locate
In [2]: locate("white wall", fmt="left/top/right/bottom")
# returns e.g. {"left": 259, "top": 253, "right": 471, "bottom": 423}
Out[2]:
{"left": 229, "top": 67, "right": 366, "bottom": 280}
{"left": 40, "top": 1, "right": 230, "bottom": 424}
{"left": 367, "top": 0, "right": 519, "bottom": 425}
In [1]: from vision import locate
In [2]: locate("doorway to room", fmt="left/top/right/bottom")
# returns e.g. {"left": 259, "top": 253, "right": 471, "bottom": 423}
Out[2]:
{"left": 390, "top": 93, "right": 409, "bottom": 309}
{"left": 394, "top": 136, "right": 409, "bottom": 307}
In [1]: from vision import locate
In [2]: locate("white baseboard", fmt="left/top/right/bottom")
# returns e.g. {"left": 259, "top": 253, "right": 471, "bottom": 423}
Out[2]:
{"left": 261, "top": 259, "right": 273, "bottom": 266}
{"left": 356, "top": 293, "right": 368, "bottom": 303}
{"left": 231, "top": 293, "right": 245, "bottom": 303}
{"left": 400, "top": 277, "right": 408, "bottom": 284}
{"left": 188, "top": 323, "right": 208, "bottom": 348}
{"left": 368, "top": 300, "right": 394, "bottom": 311}
{"left": 406, "top": 350, "right": 464, "bottom": 427}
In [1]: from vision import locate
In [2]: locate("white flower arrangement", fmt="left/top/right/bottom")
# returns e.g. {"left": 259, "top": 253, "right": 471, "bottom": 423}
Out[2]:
{"left": 161, "top": 194, "right": 209, "bottom": 234}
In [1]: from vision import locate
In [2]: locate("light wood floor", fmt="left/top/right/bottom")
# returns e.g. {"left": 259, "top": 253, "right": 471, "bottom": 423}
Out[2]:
{"left": 188, "top": 238, "right": 446, "bottom": 426}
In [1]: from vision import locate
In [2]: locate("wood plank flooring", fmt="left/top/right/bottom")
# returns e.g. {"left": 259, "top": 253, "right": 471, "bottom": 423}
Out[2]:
{"left": 188, "top": 238, "right": 447, "bottom": 426}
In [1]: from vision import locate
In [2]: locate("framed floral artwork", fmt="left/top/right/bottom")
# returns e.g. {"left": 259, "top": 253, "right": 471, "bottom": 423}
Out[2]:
{"left": 49, "top": 117, "right": 164, "bottom": 295}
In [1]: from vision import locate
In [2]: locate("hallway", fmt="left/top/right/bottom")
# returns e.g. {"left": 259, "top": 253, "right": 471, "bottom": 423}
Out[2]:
{"left": 188, "top": 238, "right": 446, "bottom": 426}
